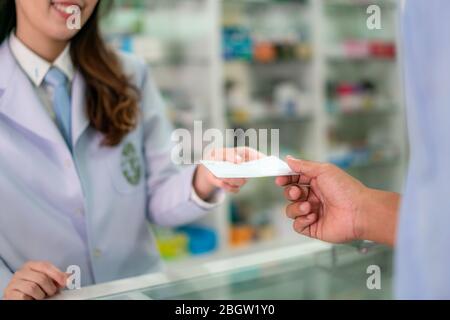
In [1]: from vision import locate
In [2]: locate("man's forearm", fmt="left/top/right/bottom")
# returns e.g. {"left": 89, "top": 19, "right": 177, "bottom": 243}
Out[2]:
{"left": 359, "top": 189, "right": 401, "bottom": 246}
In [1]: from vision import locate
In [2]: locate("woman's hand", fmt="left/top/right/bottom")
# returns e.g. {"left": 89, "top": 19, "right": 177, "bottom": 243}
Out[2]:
{"left": 3, "top": 261, "right": 67, "bottom": 300}
{"left": 193, "top": 147, "right": 264, "bottom": 200}
{"left": 276, "top": 156, "right": 400, "bottom": 245}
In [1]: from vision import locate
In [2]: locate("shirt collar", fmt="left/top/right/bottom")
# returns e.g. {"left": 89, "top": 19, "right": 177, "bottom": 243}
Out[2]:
{"left": 8, "top": 32, "right": 74, "bottom": 87}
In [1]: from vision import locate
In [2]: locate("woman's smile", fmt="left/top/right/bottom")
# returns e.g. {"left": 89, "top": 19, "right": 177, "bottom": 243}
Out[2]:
{"left": 50, "top": 0, "right": 83, "bottom": 20}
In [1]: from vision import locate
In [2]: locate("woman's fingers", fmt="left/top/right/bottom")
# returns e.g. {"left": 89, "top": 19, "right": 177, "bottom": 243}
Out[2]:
{"left": 213, "top": 179, "right": 241, "bottom": 193}
{"left": 210, "top": 176, "right": 246, "bottom": 193}
{"left": 27, "top": 281, "right": 47, "bottom": 300}
{"left": 5, "top": 289, "right": 33, "bottom": 300}
{"left": 26, "top": 261, "right": 67, "bottom": 288}
{"left": 210, "top": 147, "right": 266, "bottom": 163}
{"left": 19, "top": 280, "right": 47, "bottom": 300}
{"left": 235, "top": 147, "right": 266, "bottom": 162}
{"left": 223, "top": 186, "right": 240, "bottom": 193}
{"left": 15, "top": 270, "right": 58, "bottom": 296}
{"left": 208, "top": 148, "right": 239, "bottom": 162}
{"left": 221, "top": 182, "right": 241, "bottom": 193}
{"left": 222, "top": 178, "right": 247, "bottom": 187}
{"left": 3, "top": 261, "right": 66, "bottom": 300}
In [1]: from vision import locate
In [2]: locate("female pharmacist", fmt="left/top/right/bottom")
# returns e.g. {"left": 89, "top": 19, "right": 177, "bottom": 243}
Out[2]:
{"left": 0, "top": 0, "right": 256, "bottom": 300}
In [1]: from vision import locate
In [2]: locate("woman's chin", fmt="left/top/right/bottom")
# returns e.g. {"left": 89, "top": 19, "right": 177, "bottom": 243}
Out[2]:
{"left": 46, "top": 27, "right": 80, "bottom": 42}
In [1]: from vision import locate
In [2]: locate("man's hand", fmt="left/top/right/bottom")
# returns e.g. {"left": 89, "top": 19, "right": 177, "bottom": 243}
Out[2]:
{"left": 194, "top": 147, "right": 264, "bottom": 199}
{"left": 276, "top": 156, "right": 400, "bottom": 245}
{"left": 3, "top": 261, "right": 67, "bottom": 300}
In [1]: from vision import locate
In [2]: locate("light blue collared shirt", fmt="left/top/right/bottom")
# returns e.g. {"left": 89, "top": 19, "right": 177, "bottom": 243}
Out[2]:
{"left": 396, "top": 0, "right": 450, "bottom": 299}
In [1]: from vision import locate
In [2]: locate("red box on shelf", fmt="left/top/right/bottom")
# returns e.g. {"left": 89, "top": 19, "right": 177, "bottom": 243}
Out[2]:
{"left": 370, "top": 41, "right": 396, "bottom": 59}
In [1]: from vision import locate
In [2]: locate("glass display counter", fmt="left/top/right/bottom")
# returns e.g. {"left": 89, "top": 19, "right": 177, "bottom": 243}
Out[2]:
{"left": 53, "top": 242, "right": 393, "bottom": 300}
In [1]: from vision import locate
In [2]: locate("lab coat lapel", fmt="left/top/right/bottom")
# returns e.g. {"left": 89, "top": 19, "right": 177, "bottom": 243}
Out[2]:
{"left": 71, "top": 71, "right": 90, "bottom": 147}
{"left": 0, "top": 42, "right": 66, "bottom": 146}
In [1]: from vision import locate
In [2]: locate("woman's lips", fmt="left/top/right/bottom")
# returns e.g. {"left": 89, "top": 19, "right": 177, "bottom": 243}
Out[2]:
{"left": 51, "top": 2, "right": 81, "bottom": 20}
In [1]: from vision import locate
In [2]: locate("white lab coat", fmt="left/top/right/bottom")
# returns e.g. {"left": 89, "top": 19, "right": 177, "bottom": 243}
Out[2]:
{"left": 0, "top": 41, "right": 212, "bottom": 292}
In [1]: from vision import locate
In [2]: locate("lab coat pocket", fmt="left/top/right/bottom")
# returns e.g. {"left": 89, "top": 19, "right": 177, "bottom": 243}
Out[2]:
{"left": 106, "top": 141, "right": 145, "bottom": 194}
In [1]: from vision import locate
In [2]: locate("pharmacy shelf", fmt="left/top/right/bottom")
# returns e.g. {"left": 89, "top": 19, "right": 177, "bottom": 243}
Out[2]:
{"left": 229, "top": 115, "right": 314, "bottom": 125}
{"left": 100, "top": 0, "right": 406, "bottom": 263}
{"left": 166, "top": 236, "right": 330, "bottom": 271}
{"left": 325, "top": 0, "right": 396, "bottom": 8}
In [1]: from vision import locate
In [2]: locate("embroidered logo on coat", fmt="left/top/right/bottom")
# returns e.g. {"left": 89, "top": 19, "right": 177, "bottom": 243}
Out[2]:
{"left": 121, "top": 142, "right": 142, "bottom": 186}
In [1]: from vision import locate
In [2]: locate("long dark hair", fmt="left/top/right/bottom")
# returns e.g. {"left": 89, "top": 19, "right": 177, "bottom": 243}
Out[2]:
{"left": 0, "top": 1, "right": 139, "bottom": 147}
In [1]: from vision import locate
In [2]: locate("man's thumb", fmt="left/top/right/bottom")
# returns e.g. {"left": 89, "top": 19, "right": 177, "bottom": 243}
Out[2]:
{"left": 286, "top": 156, "right": 324, "bottom": 178}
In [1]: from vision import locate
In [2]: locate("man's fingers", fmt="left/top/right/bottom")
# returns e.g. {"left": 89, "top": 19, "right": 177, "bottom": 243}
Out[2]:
{"left": 284, "top": 185, "right": 310, "bottom": 202}
{"left": 286, "top": 201, "right": 313, "bottom": 219}
{"left": 293, "top": 213, "right": 318, "bottom": 235}
{"left": 15, "top": 270, "right": 58, "bottom": 296}
{"left": 297, "top": 175, "right": 311, "bottom": 185}
{"left": 275, "top": 174, "right": 301, "bottom": 186}
{"left": 286, "top": 156, "right": 326, "bottom": 178}
{"left": 275, "top": 175, "right": 292, "bottom": 186}
{"left": 285, "top": 185, "right": 302, "bottom": 201}
{"left": 26, "top": 262, "right": 67, "bottom": 288}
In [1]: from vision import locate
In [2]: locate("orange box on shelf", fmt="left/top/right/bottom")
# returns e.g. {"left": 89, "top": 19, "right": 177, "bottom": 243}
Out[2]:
{"left": 230, "top": 225, "right": 255, "bottom": 247}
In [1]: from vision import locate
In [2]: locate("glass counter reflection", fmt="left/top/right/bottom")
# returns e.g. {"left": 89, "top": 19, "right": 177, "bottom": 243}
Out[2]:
{"left": 98, "top": 244, "right": 393, "bottom": 300}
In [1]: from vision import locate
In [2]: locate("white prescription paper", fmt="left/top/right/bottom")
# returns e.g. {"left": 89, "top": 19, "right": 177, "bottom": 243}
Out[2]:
{"left": 200, "top": 156, "right": 297, "bottom": 179}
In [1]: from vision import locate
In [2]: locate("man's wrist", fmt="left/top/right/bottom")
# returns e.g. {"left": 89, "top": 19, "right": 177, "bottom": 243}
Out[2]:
{"left": 358, "top": 188, "right": 401, "bottom": 246}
